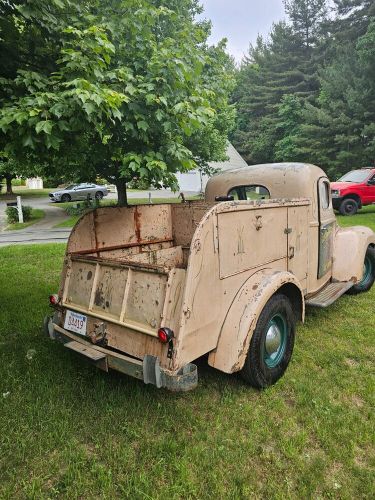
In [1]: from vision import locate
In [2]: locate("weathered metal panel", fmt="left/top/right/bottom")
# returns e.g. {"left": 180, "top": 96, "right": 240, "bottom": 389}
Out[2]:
{"left": 64, "top": 260, "right": 97, "bottom": 309}
{"left": 125, "top": 269, "right": 167, "bottom": 328}
{"left": 287, "top": 205, "right": 309, "bottom": 288}
{"left": 67, "top": 205, "right": 173, "bottom": 255}
{"left": 92, "top": 265, "right": 128, "bottom": 316}
{"left": 171, "top": 202, "right": 214, "bottom": 247}
{"left": 217, "top": 207, "right": 288, "bottom": 279}
{"left": 332, "top": 226, "right": 375, "bottom": 282}
{"left": 318, "top": 221, "right": 334, "bottom": 279}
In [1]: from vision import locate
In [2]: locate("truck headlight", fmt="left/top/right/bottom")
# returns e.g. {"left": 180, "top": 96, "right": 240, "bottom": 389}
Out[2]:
{"left": 331, "top": 189, "right": 340, "bottom": 198}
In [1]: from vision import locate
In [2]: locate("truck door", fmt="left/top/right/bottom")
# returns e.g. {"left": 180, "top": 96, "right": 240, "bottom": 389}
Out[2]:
{"left": 317, "top": 177, "right": 335, "bottom": 279}
{"left": 365, "top": 173, "right": 375, "bottom": 204}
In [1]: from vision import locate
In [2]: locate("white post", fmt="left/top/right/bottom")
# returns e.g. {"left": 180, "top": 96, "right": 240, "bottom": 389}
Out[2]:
{"left": 148, "top": 192, "right": 152, "bottom": 204}
{"left": 17, "top": 196, "right": 23, "bottom": 223}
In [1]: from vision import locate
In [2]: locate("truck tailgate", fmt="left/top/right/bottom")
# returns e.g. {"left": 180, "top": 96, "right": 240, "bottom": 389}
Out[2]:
{"left": 62, "top": 256, "right": 169, "bottom": 337}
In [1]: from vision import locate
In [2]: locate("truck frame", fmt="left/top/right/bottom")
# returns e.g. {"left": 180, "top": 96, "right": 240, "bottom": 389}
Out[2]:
{"left": 44, "top": 163, "right": 375, "bottom": 391}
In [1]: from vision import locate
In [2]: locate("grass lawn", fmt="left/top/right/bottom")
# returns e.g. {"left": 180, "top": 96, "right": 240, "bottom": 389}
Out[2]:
{"left": 0, "top": 208, "right": 375, "bottom": 498}
{"left": 5, "top": 208, "right": 45, "bottom": 230}
{"left": 336, "top": 204, "right": 375, "bottom": 232}
{"left": 0, "top": 187, "right": 52, "bottom": 199}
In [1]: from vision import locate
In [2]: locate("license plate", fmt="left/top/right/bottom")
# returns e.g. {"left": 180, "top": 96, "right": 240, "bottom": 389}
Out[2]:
{"left": 64, "top": 310, "right": 87, "bottom": 336}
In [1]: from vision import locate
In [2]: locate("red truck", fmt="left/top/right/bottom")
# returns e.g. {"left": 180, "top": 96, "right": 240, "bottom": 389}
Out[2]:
{"left": 331, "top": 168, "right": 375, "bottom": 215}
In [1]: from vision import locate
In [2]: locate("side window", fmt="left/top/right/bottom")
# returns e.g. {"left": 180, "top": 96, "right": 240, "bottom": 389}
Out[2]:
{"left": 245, "top": 186, "right": 270, "bottom": 200}
{"left": 228, "top": 189, "right": 240, "bottom": 200}
{"left": 319, "top": 180, "right": 330, "bottom": 209}
{"left": 228, "top": 185, "right": 270, "bottom": 201}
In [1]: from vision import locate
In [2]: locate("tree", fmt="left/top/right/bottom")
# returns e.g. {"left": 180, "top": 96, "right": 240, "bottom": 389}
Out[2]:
{"left": 0, "top": 1, "right": 235, "bottom": 205}
{"left": 231, "top": 8, "right": 325, "bottom": 164}
{"left": 295, "top": 3, "right": 375, "bottom": 177}
{"left": 283, "top": 0, "right": 327, "bottom": 47}
{"left": 274, "top": 94, "right": 304, "bottom": 161}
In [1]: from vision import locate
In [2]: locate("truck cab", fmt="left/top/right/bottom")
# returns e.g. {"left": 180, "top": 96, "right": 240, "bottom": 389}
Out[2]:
{"left": 45, "top": 163, "right": 375, "bottom": 391}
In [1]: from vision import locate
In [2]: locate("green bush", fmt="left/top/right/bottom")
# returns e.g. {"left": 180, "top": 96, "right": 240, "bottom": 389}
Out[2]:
{"left": 42, "top": 176, "right": 65, "bottom": 188}
{"left": 127, "top": 177, "right": 151, "bottom": 190}
{"left": 95, "top": 177, "right": 108, "bottom": 186}
{"left": 11, "top": 178, "right": 26, "bottom": 186}
{"left": 64, "top": 198, "right": 100, "bottom": 216}
{"left": 6, "top": 205, "right": 32, "bottom": 224}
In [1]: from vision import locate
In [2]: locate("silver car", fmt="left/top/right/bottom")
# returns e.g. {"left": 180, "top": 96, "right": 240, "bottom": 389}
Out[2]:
{"left": 49, "top": 183, "right": 109, "bottom": 202}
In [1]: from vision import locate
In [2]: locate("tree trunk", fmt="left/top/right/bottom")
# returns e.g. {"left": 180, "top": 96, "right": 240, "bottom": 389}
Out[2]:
{"left": 5, "top": 175, "right": 13, "bottom": 195}
{"left": 115, "top": 178, "right": 128, "bottom": 207}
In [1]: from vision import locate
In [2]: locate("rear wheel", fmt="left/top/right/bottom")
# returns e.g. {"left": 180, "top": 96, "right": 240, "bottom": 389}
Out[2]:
{"left": 339, "top": 198, "right": 358, "bottom": 216}
{"left": 240, "top": 294, "right": 296, "bottom": 389}
{"left": 61, "top": 193, "right": 71, "bottom": 203}
{"left": 347, "top": 246, "right": 375, "bottom": 295}
{"left": 95, "top": 191, "right": 104, "bottom": 200}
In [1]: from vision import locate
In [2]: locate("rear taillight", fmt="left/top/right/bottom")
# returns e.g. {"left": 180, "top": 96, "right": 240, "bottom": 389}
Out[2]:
{"left": 158, "top": 327, "right": 174, "bottom": 343}
{"left": 49, "top": 294, "right": 59, "bottom": 306}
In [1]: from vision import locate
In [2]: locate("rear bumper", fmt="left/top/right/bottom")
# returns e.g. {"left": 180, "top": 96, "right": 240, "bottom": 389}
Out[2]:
{"left": 44, "top": 315, "right": 198, "bottom": 392}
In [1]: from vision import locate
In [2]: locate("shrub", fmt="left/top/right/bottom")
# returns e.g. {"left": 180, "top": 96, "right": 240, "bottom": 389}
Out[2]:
{"left": 43, "top": 176, "right": 65, "bottom": 188}
{"left": 64, "top": 198, "right": 100, "bottom": 216}
{"left": 6, "top": 205, "right": 32, "bottom": 224}
{"left": 127, "top": 177, "right": 151, "bottom": 190}
{"left": 11, "top": 178, "right": 26, "bottom": 186}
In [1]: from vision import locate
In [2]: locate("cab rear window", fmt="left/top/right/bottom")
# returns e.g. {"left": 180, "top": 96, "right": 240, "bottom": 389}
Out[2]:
{"left": 228, "top": 185, "right": 270, "bottom": 201}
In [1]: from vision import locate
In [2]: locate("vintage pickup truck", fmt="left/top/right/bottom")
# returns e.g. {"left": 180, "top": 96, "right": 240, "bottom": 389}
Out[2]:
{"left": 44, "top": 163, "right": 375, "bottom": 391}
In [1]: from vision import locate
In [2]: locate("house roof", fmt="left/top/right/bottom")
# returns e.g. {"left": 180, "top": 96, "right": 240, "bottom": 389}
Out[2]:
{"left": 208, "top": 142, "right": 248, "bottom": 172}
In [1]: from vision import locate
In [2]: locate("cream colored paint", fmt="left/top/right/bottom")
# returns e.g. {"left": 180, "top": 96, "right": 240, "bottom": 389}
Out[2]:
{"left": 55, "top": 163, "right": 375, "bottom": 377}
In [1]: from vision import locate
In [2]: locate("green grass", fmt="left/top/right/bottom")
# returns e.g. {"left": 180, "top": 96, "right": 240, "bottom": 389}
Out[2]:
{"left": 0, "top": 211, "right": 374, "bottom": 498}
{"left": 54, "top": 215, "right": 81, "bottom": 228}
{"left": 6, "top": 208, "right": 45, "bottom": 230}
{"left": 336, "top": 204, "right": 375, "bottom": 232}
{"left": 0, "top": 187, "right": 52, "bottom": 199}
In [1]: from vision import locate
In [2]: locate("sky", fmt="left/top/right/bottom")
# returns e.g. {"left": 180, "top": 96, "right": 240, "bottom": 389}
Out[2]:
{"left": 200, "top": 0, "right": 286, "bottom": 62}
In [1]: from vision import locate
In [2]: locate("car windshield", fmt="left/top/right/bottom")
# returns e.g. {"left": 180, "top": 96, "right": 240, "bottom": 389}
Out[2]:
{"left": 64, "top": 184, "right": 77, "bottom": 190}
{"left": 338, "top": 170, "right": 370, "bottom": 183}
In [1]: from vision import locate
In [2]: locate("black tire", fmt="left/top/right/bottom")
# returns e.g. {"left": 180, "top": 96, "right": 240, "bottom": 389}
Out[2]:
{"left": 339, "top": 198, "right": 358, "bottom": 216}
{"left": 346, "top": 246, "right": 375, "bottom": 295}
{"left": 95, "top": 191, "right": 104, "bottom": 200}
{"left": 240, "top": 294, "right": 296, "bottom": 389}
{"left": 61, "top": 193, "right": 71, "bottom": 203}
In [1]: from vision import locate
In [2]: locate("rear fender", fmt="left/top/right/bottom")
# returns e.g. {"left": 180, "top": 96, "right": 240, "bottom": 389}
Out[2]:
{"left": 333, "top": 226, "right": 375, "bottom": 282}
{"left": 208, "top": 269, "right": 304, "bottom": 374}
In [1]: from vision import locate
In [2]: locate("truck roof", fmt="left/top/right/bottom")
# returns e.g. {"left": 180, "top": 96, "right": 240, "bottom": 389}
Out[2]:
{"left": 205, "top": 162, "right": 327, "bottom": 201}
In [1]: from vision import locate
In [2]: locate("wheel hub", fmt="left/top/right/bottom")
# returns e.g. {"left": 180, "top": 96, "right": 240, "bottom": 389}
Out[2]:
{"left": 263, "top": 314, "right": 287, "bottom": 368}
{"left": 265, "top": 324, "right": 282, "bottom": 357}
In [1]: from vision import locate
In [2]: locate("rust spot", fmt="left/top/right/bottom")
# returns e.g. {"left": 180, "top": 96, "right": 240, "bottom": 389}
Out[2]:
{"left": 252, "top": 284, "right": 258, "bottom": 290}
{"left": 93, "top": 210, "right": 99, "bottom": 254}
{"left": 95, "top": 285, "right": 105, "bottom": 307}
{"left": 134, "top": 206, "right": 141, "bottom": 242}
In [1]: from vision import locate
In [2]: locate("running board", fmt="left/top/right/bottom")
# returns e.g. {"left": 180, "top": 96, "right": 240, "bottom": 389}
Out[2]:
{"left": 306, "top": 281, "right": 354, "bottom": 308}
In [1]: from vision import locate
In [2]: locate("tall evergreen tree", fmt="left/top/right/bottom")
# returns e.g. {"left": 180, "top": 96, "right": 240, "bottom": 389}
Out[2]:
{"left": 231, "top": 0, "right": 328, "bottom": 164}
{"left": 296, "top": 1, "right": 375, "bottom": 177}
